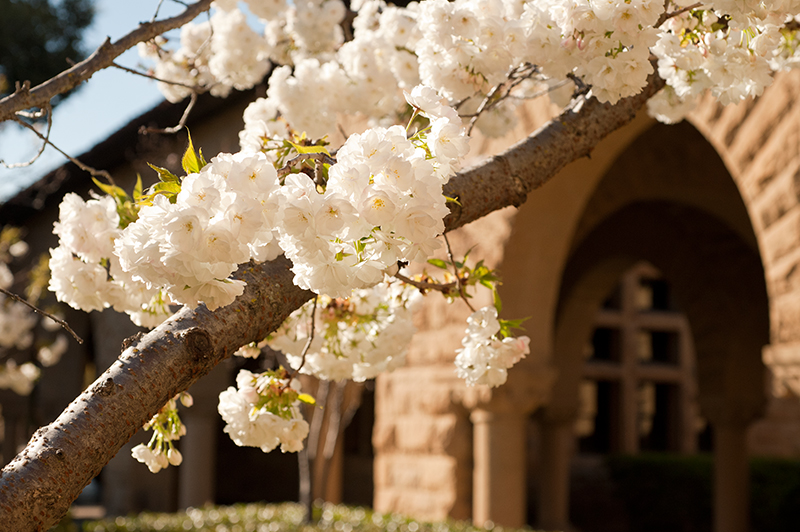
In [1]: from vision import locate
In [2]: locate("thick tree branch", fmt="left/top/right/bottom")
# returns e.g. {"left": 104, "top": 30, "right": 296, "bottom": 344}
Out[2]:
{"left": 0, "top": 73, "right": 664, "bottom": 531}
{"left": 0, "top": 0, "right": 214, "bottom": 123}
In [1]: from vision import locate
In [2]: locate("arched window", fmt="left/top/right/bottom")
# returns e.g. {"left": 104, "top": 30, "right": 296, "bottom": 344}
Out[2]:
{"left": 574, "top": 262, "right": 705, "bottom": 454}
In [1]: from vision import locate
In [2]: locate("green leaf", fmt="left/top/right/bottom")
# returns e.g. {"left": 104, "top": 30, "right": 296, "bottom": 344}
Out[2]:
{"left": 133, "top": 174, "right": 143, "bottom": 200}
{"left": 427, "top": 258, "right": 449, "bottom": 270}
{"left": 493, "top": 289, "right": 502, "bottom": 315}
{"left": 147, "top": 163, "right": 180, "bottom": 184}
{"left": 444, "top": 195, "right": 462, "bottom": 206}
{"left": 298, "top": 393, "right": 316, "bottom": 405}
{"left": 288, "top": 141, "right": 330, "bottom": 156}
{"left": 92, "top": 178, "right": 128, "bottom": 202}
{"left": 182, "top": 132, "right": 200, "bottom": 174}
{"left": 498, "top": 317, "right": 529, "bottom": 338}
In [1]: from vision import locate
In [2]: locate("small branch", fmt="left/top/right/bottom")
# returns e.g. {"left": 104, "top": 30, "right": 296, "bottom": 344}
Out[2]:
{"left": 13, "top": 118, "right": 116, "bottom": 185}
{"left": 1, "top": 105, "right": 52, "bottom": 169}
{"left": 655, "top": 2, "right": 702, "bottom": 27}
{"left": 567, "top": 73, "right": 591, "bottom": 98}
{"left": 0, "top": 0, "right": 215, "bottom": 122}
{"left": 288, "top": 296, "right": 318, "bottom": 381}
{"left": 506, "top": 79, "right": 571, "bottom": 102}
{"left": 443, "top": 233, "right": 476, "bottom": 313}
{"left": 465, "top": 63, "right": 539, "bottom": 135}
{"left": 394, "top": 271, "right": 458, "bottom": 295}
{"left": 277, "top": 153, "right": 337, "bottom": 178}
{"left": 111, "top": 62, "right": 200, "bottom": 89}
{"left": 0, "top": 288, "right": 82, "bottom": 344}
{"left": 141, "top": 91, "right": 198, "bottom": 135}
{"left": 151, "top": 0, "right": 167, "bottom": 22}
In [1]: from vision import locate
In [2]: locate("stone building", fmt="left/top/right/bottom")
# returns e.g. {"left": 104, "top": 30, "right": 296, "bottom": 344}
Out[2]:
{"left": 3, "top": 68, "right": 800, "bottom": 532}
{"left": 371, "top": 68, "right": 800, "bottom": 532}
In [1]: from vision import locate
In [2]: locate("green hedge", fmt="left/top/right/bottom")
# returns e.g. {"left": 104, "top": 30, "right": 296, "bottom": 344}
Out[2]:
{"left": 80, "top": 502, "right": 542, "bottom": 532}
{"left": 606, "top": 454, "right": 800, "bottom": 532}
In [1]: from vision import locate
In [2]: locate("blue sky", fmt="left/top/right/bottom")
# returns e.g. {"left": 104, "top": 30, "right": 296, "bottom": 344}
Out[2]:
{"left": 0, "top": 1, "right": 194, "bottom": 201}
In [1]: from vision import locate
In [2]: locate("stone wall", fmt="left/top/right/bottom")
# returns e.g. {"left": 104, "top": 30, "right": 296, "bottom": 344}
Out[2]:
{"left": 374, "top": 69, "right": 800, "bottom": 524}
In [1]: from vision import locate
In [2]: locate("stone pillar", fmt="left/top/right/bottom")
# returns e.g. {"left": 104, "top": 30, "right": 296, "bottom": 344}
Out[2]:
{"left": 537, "top": 418, "right": 574, "bottom": 531}
{"left": 178, "top": 361, "right": 229, "bottom": 508}
{"left": 178, "top": 415, "right": 217, "bottom": 508}
{"left": 470, "top": 409, "right": 527, "bottom": 528}
{"left": 713, "top": 422, "right": 750, "bottom": 532}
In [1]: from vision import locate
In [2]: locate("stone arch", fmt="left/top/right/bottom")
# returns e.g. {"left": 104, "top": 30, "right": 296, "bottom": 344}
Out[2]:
{"left": 556, "top": 201, "right": 769, "bottom": 425}
{"left": 547, "top": 202, "right": 769, "bottom": 532}
{"left": 490, "top": 109, "right": 775, "bottom": 531}
{"left": 687, "top": 69, "right": 800, "bottom": 356}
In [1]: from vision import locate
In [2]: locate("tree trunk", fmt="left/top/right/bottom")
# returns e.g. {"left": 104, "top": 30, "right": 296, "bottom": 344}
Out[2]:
{"left": 0, "top": 73, "right": 664, "bottom": 531}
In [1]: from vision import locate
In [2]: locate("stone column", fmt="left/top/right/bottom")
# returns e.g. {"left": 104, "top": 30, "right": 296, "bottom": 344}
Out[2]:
{"left": 463, "top": 354, "right": 556, "bottom": 528}
{"left": 713, "top": 422, "right": 750, "bottom": 532}
{"left": 470, "top": 409, "right": 528, "bottom": 528}
{"left": 537, "top": 417, "right": 574, "bottom": 531}
{"left": 178, "top": 361, "right": 230, "bottom": 508}
{"left": 178, "top": 415, "right": 217, "bottom": 508}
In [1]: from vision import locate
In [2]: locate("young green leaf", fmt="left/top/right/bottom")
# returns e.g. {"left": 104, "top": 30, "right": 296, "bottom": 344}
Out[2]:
{"left": 493, "top": 288, "right": 502, "bottom": 314}
{"left": 427, "top": 258, "right": 449, "bottom": 270}
{"left": 133, "top": 174, "right": 143, "bottom": 201}
{"left": 288, "top": 141, "right": 331, "bottom": 156}
{"left": 147, "top": 163, "right": 180, "bottom": 184}
{"left": 182, "top": 132, "right": 200, "bottom": 174}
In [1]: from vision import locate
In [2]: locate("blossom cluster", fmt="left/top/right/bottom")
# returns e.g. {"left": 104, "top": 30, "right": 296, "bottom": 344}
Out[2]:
{"left": 648, "top": 8, "right": 800, "bottom": 122}
{"left": 142, "top": 0, "right": 800, "bottom": 142}
{"left": 217, "top": 369, "right": 310, "bottom": 453}
{"left": 48, "top": 193, "right": 172, "bottom": 327}
{"left": 276, "top": 88, "right": 467, "bottom": 297}
{"left": 138, "top": 7, "right": 270, "bottom": 103}
{"left": 115, "top": 151, "right": 283, "bottom": 310}
{"left": 47, "top": 86, "right": 467, "bottom": 316}
{"left": 131, "top": 392, "right": 192, "bottom": 473}
{"left": 455, "top": 306, "right": 530, "bottom": 388}
{"left": 268, "top": 275, "right": 421, "bottom": 381}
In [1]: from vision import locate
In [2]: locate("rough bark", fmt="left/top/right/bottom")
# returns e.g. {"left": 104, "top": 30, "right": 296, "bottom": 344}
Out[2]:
{"left": 0, "top": 74, "right": 664, "bottom": 530}
{"left": 0, "top": 0, "right": 214, "bottom": 123}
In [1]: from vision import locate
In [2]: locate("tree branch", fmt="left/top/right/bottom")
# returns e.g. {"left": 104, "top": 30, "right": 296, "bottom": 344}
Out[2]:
{"left": 0, "top": 72, "right": 664, "bottom": 531}
{"left": 0, "top": 0, "right": 214, "bottom": 123}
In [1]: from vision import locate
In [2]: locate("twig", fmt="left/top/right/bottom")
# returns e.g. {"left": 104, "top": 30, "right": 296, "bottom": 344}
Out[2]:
{"left": 0, "top": 288, "right": 82, "bottom": 344}
{"left": 0, "top": 0, "right": 215, "bottom": 122}
{"left": 151, "top": 0, "right": 167, "bottom": 22}
{"left": 443, "top": 233, "right": 476, "bottom": 313}
{"left": 111, "top": 62, "right": 199, "bottom": 89}
{"left": 567, "top": 72, "right": 591, "bottom": 98}
{"left": 655, "top": 2, "right": 702, "bottom": 27}
{"left": 465, "top": 63, "right": 539, "bottom": 135}
{"left": 277, "top": 153, "right": 337, "bottom": 178}
{"left": 506, "top": 79, "right": 571, "bottom": 101}
{"left": 1, "top": 105, "right": 52, "bottom": 169}
{"left": 288, "top": 295, "right": 318, "bottom": 381}
{"left": 394, "top": 271, "right": 458, "bottom": 295}
{"left": 13, "top": 118, "right": 116, "bottom": 185}
{"left": 141, "top": 91, "right": 198, "bottom": 135}
{"left": 467, "top": 79, "right": 505, "bottom": 136}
